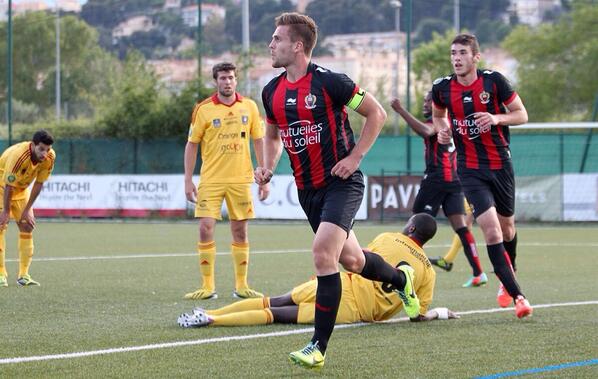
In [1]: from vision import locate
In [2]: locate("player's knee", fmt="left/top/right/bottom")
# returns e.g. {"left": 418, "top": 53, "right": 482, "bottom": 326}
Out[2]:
{"left": 198, "top": 223, "right": 215, "bottom": 240}
{"left": 502, "top": 227, "right": 515, "bottom": 242}
{"left": 500, "top": 221, "right": 516, "bottom": 241}
{"left": 231, "top": 227, "right": 248, "bottom": 242}
{"left": 339, "top": 253, "right": 364, "bottom": 273}
{"left": 18, "top": 223, "right": 34, "bottom": 233}
{"left": 482, "top": 226, "right": 502, "bottom": 245}
{"left": 312, "top": 250, "right": 337, "bottom": 272}
{"left": 339, "top": 259, "right": 358, "bottom": 273}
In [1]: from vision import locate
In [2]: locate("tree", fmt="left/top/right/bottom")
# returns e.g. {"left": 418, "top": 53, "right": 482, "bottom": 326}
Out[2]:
{"left": 159, "top": 77, "right": 213, "bottom": 139}
{"left": 502, "top": 1, "right": 598, "bottom": 121}
{"left": 413, "top": 18, "right": 451, "bottom": 45}
{"left": 412, "top": 31, "right": 455, "bottom": 87}
{"left": 0, "top": 12, "right": 119, "bottom": 120}
{"left": 99, "top": 52, "right": 169, "bottom": 138}
{"left": 99, "top": 52, "right": 213, "bottom": 139}
{"left": 306, "top": 0, "right": 394, "bottom": 36}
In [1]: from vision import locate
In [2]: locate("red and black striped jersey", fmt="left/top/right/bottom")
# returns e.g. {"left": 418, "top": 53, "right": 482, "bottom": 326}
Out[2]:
{"left": 422, "top": 119, "right": 458, "bottom": 183}
{"left": 262, "top": 62, "right": 364, "bottom": 190}
{"left": 432, "top": 69, "right": 517, "bottom": 170}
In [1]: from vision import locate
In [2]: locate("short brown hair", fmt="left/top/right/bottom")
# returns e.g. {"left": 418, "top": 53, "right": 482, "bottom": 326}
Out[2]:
{"left": 275, "top": 12, "right": 318, "bottom": 56}
{"left": 452, "top": 33, "right": 480, "bottom": 55}
{"left": 212, "top": 62, "right": 236, "bottom": 80}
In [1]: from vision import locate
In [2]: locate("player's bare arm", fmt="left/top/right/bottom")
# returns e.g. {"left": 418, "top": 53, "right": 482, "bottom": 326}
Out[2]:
{"left": 183, "top": 141, "right": 199, "bottom": 203}
{"left": 474, "top": 95, "right": 529, "bottom": 129}
{"left": 0, "top": 184, "right": 14, "bottom": 229}
{"left": 252, "top": 138, "right": 271, "bottom": 200}
{"left": 331, "top": 92, "right": 386, "bottom": 179}
{"left": 433, "top": 104, "right": 452, "bottom": 144}
{"left": 254, "top": 122, "right": 282, "bottom": 185}
{"left": 390, "top": 98, "right": 437, "bottom": 138}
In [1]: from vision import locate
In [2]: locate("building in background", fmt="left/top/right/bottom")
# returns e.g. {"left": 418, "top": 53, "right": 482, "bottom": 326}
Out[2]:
{"left": 112, "top": 15, "right": 154, "bottom": 43}
{"left": 0, "top": 0, "right": 81, "bottom": 21}
{"left": 510, "top": 0, "right": 561, "bottom": 26}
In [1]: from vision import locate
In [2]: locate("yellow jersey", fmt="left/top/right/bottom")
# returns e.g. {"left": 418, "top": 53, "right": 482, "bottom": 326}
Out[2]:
{"left": 350, "top": 233, "right": 436, "bottom": 322}
{"left": 188, "top": 93, "right": 264, "bottom": 184}
{"left": 0, "top": 141, "right": 56, "bottom": 200}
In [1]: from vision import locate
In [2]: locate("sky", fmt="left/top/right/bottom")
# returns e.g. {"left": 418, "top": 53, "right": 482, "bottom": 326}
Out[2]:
{"left": 44, "top": 0, "right": 88, "bottom": 4}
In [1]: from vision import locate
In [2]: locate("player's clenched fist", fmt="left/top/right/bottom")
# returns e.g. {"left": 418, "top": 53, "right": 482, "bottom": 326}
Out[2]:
{"left": 437, "top": 125, "right": 452, "bottom": 144}
{"left": 254, "top": 167, "right": 273, "bottom": 185}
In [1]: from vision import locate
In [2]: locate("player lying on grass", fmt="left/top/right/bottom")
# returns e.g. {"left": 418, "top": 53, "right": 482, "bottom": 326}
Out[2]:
{"left": 178, "top": 213, "right": 459, "bottom": 328}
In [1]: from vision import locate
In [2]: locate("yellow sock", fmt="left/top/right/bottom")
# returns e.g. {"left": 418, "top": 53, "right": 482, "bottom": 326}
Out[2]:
{"left": 443, "top": 234, "right": 462, "bottom": 263}
{"left": 210, "top": 309, "right": 273, "bottom": 326}
{"left": 18, "top": 232, "right": 34, "bottom": 278}
{"left": 208, "top": 297, "right": 270, "bottom": 316}
{"left": 198, "top": 241, "right": 216, "bottom": 291}
{"left": 0, "top": 229, "right": 6, "bottom": 277}
{"left": 231, "top": 242, "right": 250, "bottom": 290}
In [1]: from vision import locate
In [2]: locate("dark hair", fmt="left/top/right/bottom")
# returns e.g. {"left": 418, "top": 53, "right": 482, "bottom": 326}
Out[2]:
{"left": 32, "top": 130, "right": 54, "bottom": 146}
{"left": 275, "top": 12, "right": 318, "bottom": 56}
{"left": 212, "top": 62, "right": 237, "bottom": 80}
{"left": 405, "top": 213, "right": 437, "bottom": 245}
{"left": 451, "top": 33, "right": 480, "bottom": 55}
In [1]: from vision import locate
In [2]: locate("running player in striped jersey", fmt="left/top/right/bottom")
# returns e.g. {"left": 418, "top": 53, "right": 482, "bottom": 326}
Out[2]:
{"left": 391, "top": 93, "right": 486, "bottom": 288}
{"left": 433, "top": 33, "right": 532, "bottom": 318}
{"left": 255, "top": 12, "right": 419, "bottom": 369}
{"left": 0, "top": 130, "right": 55, "bottom": 287}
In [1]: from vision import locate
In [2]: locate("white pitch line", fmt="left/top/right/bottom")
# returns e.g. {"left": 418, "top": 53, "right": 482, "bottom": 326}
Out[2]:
{"left": 5, "top": 241, "right": 597, "bottom": 263}
{"left": 1, "top": 300, "right": 597, "bottom": 365}
{"left": 4, "top": 249, "right": 313, "bottom": 262}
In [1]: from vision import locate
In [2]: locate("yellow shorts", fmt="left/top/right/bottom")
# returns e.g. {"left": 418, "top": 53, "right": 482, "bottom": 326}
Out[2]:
{"left": 291, "top": 273, "right": 362, "bottom": 324}
{"left": 0, "top": 186, "right": 29, "bottom": 220}
{"left": 195, "top": 183, "right": 255, "bottom": 221}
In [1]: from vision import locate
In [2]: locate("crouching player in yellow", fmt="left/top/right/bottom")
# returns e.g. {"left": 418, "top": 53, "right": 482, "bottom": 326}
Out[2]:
{"left": 0, "top": 130, "right": 55, "bottom": 287}
{"left": 178, "top": 213, "right": 459, "bottom": 331}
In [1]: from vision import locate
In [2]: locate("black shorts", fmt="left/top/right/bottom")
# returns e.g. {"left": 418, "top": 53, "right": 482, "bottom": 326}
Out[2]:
{"left": 412, "top": 177, "right": 465, "bottom": 217}
{"left": 459, "top": 163, "right": 515, "bottom": 218}
{"left": 298, "top": 171, "right": 365, "bottom": 234}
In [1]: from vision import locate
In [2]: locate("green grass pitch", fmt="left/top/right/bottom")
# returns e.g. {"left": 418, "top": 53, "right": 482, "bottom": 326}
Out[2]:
{"left": 0, "top": 220, "right": 597, "bottom": 378}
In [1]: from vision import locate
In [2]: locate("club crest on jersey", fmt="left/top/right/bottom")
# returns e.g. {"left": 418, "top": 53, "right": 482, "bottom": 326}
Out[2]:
{"left": 304, "top": 93, "right": 317, "bottom": 109}
{"left": 479, "top": 91, "right": 491, "bottom": 104}
{"left": 7, "top": 174, "right": 15, "bottom": 183}
{"left": 241, "top": 115, "right": 248, "bottom": 125}
{"left": 212, "top": 119, "right": 221, "bottom": 128}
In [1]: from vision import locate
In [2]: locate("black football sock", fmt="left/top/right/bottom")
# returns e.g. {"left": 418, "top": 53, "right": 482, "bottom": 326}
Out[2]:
{"left": 487, "top": 243, "right": 523, "bottom": 298}
{"left": 503, "top": 233, "right": 518, "bottom": 271}
{"left": 456, "top": 227, "right": 483, "bottom": 276}
{"left": 311, "top": 272, "right": 341, "bottom": 354}
{"left": 360, "top": 251, "right": 405, "bottom": 289}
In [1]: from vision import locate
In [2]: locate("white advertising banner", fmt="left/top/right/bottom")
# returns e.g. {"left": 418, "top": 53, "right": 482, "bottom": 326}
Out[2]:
{"left": 563, "top": 173, "right": 598, "bottom": 221}
{"left": 34, "top": 175, "right": 368, "bottom": 220}
{"left": 35, "top": 175, "right": 187, "bottom": 217}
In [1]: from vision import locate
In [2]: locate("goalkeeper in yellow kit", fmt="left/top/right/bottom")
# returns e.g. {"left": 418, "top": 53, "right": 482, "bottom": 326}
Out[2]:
{"left": 184, "top": 62, "right": 270, "bottom": 300}
{"left": 178, "top": 213, "right": 459, "bottom": 328}
{"left": 0, "top": 130, "right": 55, "bottom": 287}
